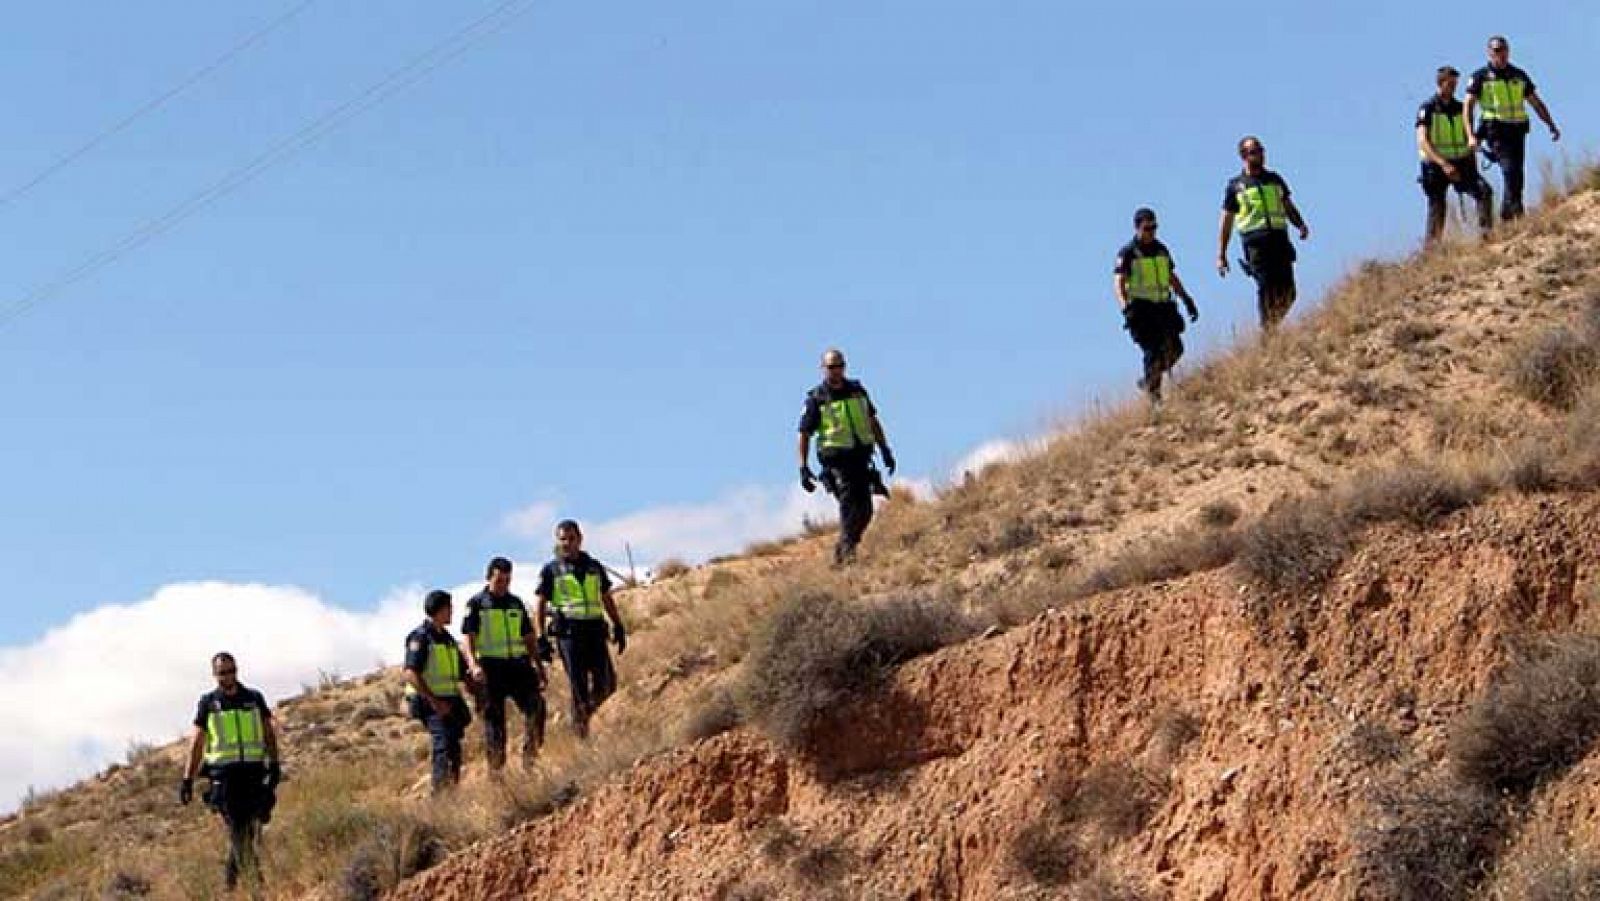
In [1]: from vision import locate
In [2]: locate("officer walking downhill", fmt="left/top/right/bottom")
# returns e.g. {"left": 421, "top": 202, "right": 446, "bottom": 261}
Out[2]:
{"left": 1216, "top": 136, "right": 1311, "bottom": 332}
{"left": 404, "top": 590, "right": 476, "bottom": 794}
{"left": 1417, "top": 65, "right": 1494, "bottom": 244}
{"left": 1464, "top": 35, "right": 1560, "bottom": 222}
{"left": 797, "top": 348, "right": 897, "bottom": 565}
{"left": 460, "top": 557, "right": 546, "bottom": 771}
{"left": 178, "top": 652, "right": 282, "bottom": 892}
{"left": 1115, "top": 207, "right": 1200, "bottom": 405}
{"left": 535, "top": 520, "right": 627, "bottom": 739}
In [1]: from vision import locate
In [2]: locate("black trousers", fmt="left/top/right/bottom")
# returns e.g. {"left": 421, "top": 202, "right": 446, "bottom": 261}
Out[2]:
{"left": 1421, "top": 159, "right": 1493, "bottom": 241}
{"left": 1483, "top": 124, "right": 1529, "bottom": 221}
{"left": 1124, "top": 300, "right": 1185, "bottom": 393}
{"left": 480, "top": 657, "right": 545, "bottom": 768}
{"left": 206, "top": 764, "right": 269, "bottom": 889}
{"left": 556, "top": 620, "right": 615, "bottom": 738}
{"left": 411, "top": 695, "right": 469, "bottom": 793}
{"left": 1242, "top": 231, "right": 1297, "bottom": 329}
{"left": 821, "top": 451, "right": 875, "bottom": 563}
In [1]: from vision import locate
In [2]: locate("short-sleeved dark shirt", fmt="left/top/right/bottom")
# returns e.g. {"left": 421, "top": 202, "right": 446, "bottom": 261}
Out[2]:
{"left": 192, "top": 686, "right": 273, "bottom": 730}
{"left": 1466, "top": 63, "right": 1536, "bottom": 99}
{"left": 404, "top": 620, "right": 465, "bottom": 675}
{"left": 1222, "top": 170, "right": 1292, "bottom": 214}
{"left": 535, "top": 552, "right": 613, "bottom": 600}
{"left": 460, "top": 589, "right": 533, "bottom": 638}
{"left": 1114, "top": 238, "right": 1174, "bottom": 277}
{"left": 797, "top": 379, "right": 876, "bottom": 435}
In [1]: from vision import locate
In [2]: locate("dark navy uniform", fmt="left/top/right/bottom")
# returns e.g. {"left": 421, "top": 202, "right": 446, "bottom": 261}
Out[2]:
{"left": 537, "top": 554, "right": 617, "bottom": 738}
{"left": 192, "top": 687, "right": 274, "bottom": 889}
{"left": 461, "top": 589, "right": 546, "bottom": 768}
{"left": 1416, "top": 95, "right": 1493, "bottom": 239}
{"left": 404, "top": 621, "right": 472, "bottom": 792}
{"left": 1223, "top": 170, "right": 1298, "bottom": 327}
{"left": 1467, "top": 63, "right": 1537, "bottom": 220}
{"left": 1114, "top": 237, "right": 1187, "bottom": 393}
{"left": 798, "top": 379, "right": 882, "bottom": 563}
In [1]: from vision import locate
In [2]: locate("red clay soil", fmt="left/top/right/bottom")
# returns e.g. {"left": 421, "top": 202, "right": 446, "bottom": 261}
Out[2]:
{"left": 390, "top": 493, "right": 1600, "bottom": 901}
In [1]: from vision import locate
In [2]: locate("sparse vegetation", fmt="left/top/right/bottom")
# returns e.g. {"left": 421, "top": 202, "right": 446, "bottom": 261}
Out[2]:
{"left": 1355, "top": 776, "right": 1502, "bottom": 901}
{"left": 735, "top": 590, "right": 975, "bottom": 751}
{"left": 1449, "top": 634, "right": 1600, "bottom": 793}
{"left": 1238, "top": 495, "right": 1350, "bottom": 593}
{"left": 1507, "top": 326, "right": 1598, "bottom": 409}
{"left": 654, "top": 558, "right": 690, "bottom": 580}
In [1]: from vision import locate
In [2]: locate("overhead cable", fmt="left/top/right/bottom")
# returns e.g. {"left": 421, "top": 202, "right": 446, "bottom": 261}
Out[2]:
{"left": 0, "top": 0, "right": 320, "bottom": 212}
{"left": 0, "top": 0, "right": 535, "bottom": 332}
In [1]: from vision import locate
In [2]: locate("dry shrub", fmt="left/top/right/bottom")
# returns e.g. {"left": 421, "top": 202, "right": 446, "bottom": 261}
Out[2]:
{"left": 1197, "top": 500, "right": 1240, "bottom": 529}
{"left": 1344, "top": 720, "right": 1406, "bottom": 768}
{"left": 735, "top": 590, "right": 975, "bottom": 751}
{"left": 791, "top": 839, "right": 852, "bottom": 886}
{"left": 1072, "top": 528, "right": 1238, "bottom": 598}
{"left": 1343, "top": 464, "right": 1487, "bottom": 529}
{"left": 1503, "top": 440, "right": 1561, "bottom": 493}
{"left": 1491, "top": 843, "right": 1600, "bottom": 901}
{"left": 1147, "top": 706, "right": 1202, "bottom": 766}
{"left": 1507, "top": 326, "right": 1598, "bottom": 409}
{"left": 1238, "top": 495, "right": 1350, "bottom": 593}
{"left": 1011, "top": 818, "right": 1080, "bottom": 886}
{"left": 1392, "top": 319, "right": 1443, "bottom": 349}
{"left": 1449, "top": 634, "right": 1600, "bottom": 793}
{"left": 1064, "top": 762, "right": 1166, "bottom": 841}
{"left": 101, "top": 868, "right": 152, "bottom": 899}
{"left": 654, "top": 558, "right": 690, "bottom": 580}
{"left": 1073, "top": 868, "right": 1149, "bottom": 901}
{"left": 678, "top": 685, "right": 741, "bottom": 743}
{"left": 336, "top": 812, "right": 445, "bottom": 901}
{"left": 1355, "top": 776, "right": 1502, "bottom": 901}
{"left": 972, "top": 517, "right": 1040, "bottom": 557}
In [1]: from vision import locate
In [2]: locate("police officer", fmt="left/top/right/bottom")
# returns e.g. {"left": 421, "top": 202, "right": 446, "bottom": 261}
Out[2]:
{"left": 1418, "top": 65, "right": 1494, "bottom": 244}
{"left": 1216, "top": 136, "right": 1311, "bottom": 332}
{"left": 535, "top": 520, "right": 627, "bottom": 739}
{"left": 1465, "top": 35, "right": 1560, "bottom": 222}
{"left": 1115, "top": 208, "right": 1199, "bottom": 404}
{"left": 797, "top": 348, "right": 896, "bottom": 564}
{"left": 461, "top": 557, "right": 546, "bottom": 771}
{"left": 404, "top": 590, "right": 475, "bottom": 794}
{"left": 178, "top": 652, "right": 281, "bottom": 891}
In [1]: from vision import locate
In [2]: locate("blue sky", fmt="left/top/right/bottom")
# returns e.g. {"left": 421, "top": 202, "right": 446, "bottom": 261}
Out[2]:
{"left": 0, "top": 0, "right": 1595, "bottom": 802}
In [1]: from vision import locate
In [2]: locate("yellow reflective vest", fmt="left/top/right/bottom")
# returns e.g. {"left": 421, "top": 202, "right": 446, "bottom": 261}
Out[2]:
{"left": 1125, "top": 245, "right": 1174, "bottom": 303}
{"left": 472, "top": 601, "right": 528, "bottom": 659}
{"left": 204, "top": 699, "right": 268, "bottom": 766}
{"left": 551, "top": 567, "right": 606, "bottom": 621}
{"left": 1232, "top": 175, "right": 1290, "bottom": 235}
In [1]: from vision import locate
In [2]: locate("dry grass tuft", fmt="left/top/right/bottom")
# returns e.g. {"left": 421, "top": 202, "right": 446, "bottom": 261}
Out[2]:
{"left": 1507, "top": 326, "right": 1599, "bottom": 409}
{"left": 735, "top": 590, "right": 976, "bottom": 751}
{"left": 1238, "top": 495, "right": 1351, "bottom": 593}
{"left": 1355, "top": 776, "right": 1502, "bottom": 901}
{"left": 1449, "top": 633, "right": 1600, "bottom": 793}
{"left": 653, "top": 558, "right": 690, "bottom": 580}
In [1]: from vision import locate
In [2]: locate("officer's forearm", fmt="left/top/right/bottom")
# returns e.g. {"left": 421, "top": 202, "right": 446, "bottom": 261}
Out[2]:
{"left": 1417, "top": 128, "right": 1445, "bottom": 166}
{"left": 1530, "top": 95, "right": 1556, "bottom": 129}
{"left": 1463, "top": 96, "right": 1479, "bottom": 131}
{"left": 405, "top": 669, "right": 435, "bottom": 703}
{"left": 1217, "top": 213, "right": 1233, "bottom": 258}
{"left": 1286, "top": 202, "right": 1307, "bottom": 231}
{"left": 183, "top": 729, "right": 205, "bottom": 780}
{"left": 1170, "top": 273, "right": 1193, "bottom": 304}
{"left": 870, "top": 417, "right": 888, "bottom": 447}
{"left": 1113, "top": 274, "right": 1129, "bottom": 307}
{"left": 602, "top": 594, "right": 624, "bottom": 629}
{"left": 264, "top": 722, "right": 280, "bottom": 761}
{"left": 535, "top": 597, "right": 549, "bottom": 638}
{"left": 461, "top": 635, "right": 481, "bottom": 671}
{"left": 796, "top": 433, "right": 811, "bottom": 469}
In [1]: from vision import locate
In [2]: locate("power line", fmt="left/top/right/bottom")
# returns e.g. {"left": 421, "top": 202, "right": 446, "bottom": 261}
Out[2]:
{"left": 0, "top": 0, "right": 320, "bottom": 212}
{"left": 0, "top": 0, "right": 536, "bottom": 332}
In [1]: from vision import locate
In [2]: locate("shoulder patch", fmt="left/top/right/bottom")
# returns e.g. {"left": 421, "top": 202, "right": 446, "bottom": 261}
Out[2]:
{"left": 408, "top": 639, "right": 422, "bottom": 653}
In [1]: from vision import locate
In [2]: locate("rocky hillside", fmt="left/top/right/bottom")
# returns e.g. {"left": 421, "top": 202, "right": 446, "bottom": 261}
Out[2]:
{"left": 5, "top": 167, "right": 1600, "bottom": 900}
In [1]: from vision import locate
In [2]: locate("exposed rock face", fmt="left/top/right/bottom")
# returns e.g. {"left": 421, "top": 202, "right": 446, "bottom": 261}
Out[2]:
{"left": 393, "top": 496, "right": 1600, "bottom": 901}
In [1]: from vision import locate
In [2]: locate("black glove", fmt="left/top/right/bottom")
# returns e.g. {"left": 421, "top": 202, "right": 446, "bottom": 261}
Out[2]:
{"left": 265, "top": 760, "right": 282, "bottom": 790}
{"left": 536, "top": 634, "right": 555, "bottom": 663}
{"left": 1185, "top": 300, "right": 1199, "bottom": 323}
{"left": 178, "top": 777, "right": 193, "bottom": 806}
{"left": 879, "top": 445, "right": 896, "bottom": 476}
{"left": 799, "top": 465, "right": 817, "bottom": 493}
{"left": 611, "top": 621, "right": 627, "bottom": 655}
{"left": 1120, "top": 305, "right": 1133, "bottom": 330}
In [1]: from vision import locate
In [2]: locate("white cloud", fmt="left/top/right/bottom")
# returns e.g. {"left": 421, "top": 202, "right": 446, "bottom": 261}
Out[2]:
{"left": 951, "top": 438, "right": 1031, "bottom": 480}
{"left": 504, "top": 484, "right": 836, "bottom": 573}
{"left": 0, "top": 580, "right": 441, "bottom": 815}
